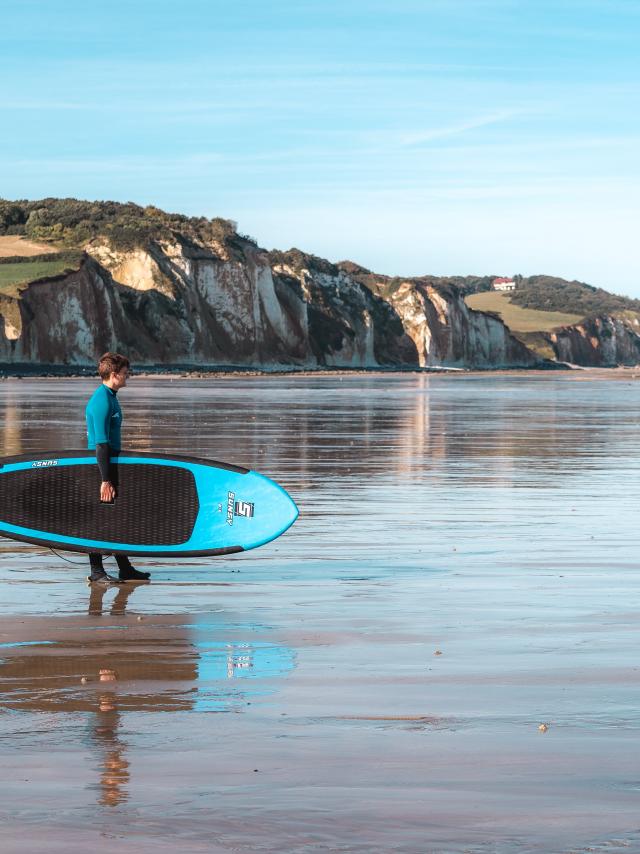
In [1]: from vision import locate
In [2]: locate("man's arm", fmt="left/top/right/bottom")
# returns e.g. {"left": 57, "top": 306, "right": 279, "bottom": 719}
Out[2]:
{"left": 98, "top": 443, "right": 115, "bottom": 502}
{"left": 89, "top": 391, "right": 116, "bottom": 500}
{"left": 95, "top": 442, "right": 109, "bottom": 480}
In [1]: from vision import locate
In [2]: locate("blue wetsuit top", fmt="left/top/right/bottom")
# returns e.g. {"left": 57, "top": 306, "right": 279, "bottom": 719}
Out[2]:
{"left": 86, "top": 384, "right": 123, "bottom": 451}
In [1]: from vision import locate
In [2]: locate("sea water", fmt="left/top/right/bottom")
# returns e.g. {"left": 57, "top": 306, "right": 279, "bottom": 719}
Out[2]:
{"left": 1, "top": 373, "right": 640, "bottom": 853}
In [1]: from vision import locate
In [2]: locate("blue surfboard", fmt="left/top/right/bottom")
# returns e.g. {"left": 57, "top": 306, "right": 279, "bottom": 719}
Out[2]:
{"left": 0, "top": 451, "right": 298, "bottom": 557}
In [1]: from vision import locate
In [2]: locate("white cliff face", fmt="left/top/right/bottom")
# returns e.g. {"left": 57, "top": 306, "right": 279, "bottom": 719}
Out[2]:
{"left": 57, "top": 292, "right": 95, "bottom": 362}
{"left": 186, "top": 254, "right": 308, "bottom": 365}
{"left": 0, "top": 297, "right": 21, "bottom": 341}
{"left": 194, "top": 261, "right": 256, "bottom": 344}
{"left": 87, "top": 242, "right": 174, "bottom": 297}
{"left": 2, "top": 320, "right": 20, "bottom": 341}
{"left": 268, "top": 262, "right": 538, "bottom": 369}
{"left": 310, "top": 270, "right": 379, "bottom": 367}
{"left": 548, "top": 316, "right": 640, "bottom": 366}
{"left": 372, "top": 279, "right": 537, "bottom": 368}
{"left": 0, "top": 238, "right": 541, "bottom": 369}
{"left": 383, "top": 283, "right": 431, "bottom": 367}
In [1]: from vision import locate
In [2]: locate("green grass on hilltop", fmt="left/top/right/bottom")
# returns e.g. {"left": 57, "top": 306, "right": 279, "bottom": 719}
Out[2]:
{"left": 0, "top": 255, "right": 83, "bottom": 297}
{"left": 465, "top": 291, "right": 584, "bottom": 332}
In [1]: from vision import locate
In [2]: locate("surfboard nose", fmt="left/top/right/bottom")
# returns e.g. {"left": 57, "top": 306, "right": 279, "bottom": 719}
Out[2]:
{"left": 269, "top": 479, "right": 299, "bottom": 535}
{"left": 241, "top": 472, "right": 298, "bottom": 549}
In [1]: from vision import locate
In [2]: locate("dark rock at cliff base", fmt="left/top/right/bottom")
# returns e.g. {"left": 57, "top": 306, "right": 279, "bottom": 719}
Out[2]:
{"left": 547, "top": 316, "right": 640, "bottom": 366}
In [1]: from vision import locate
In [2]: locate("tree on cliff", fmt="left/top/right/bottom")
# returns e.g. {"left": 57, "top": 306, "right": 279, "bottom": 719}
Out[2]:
{"left": 0, "top": 198, "right": 246, "bottom": 253}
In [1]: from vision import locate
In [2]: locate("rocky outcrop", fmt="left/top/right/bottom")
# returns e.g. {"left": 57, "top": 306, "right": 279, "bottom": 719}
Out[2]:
{"left": 546, "top": 316, "right": 640, "bottom": 366}
{"left": 273, "top": 257, "right": 538, "bottom": 368}
{"left": 0, "top": 236, "right": 541, "bottom": 370}
{"left": 375, "top": 279, "right": 536, "bottom": 368}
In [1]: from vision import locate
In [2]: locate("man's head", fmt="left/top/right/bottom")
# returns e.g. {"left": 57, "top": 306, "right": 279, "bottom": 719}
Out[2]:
{"left": 98, "top": 352, "right": 130, "bottom": 391}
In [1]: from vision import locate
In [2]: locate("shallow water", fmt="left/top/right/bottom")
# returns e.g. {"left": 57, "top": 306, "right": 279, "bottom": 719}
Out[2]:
{"left": 1, "top": 373, "right": 640, "bottom": 853}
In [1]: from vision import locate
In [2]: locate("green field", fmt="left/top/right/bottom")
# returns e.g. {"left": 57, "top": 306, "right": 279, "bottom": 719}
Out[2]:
{"left": 0, "top": 257, "right": 82, "bottom": 297}
{"left": 465, "top": 291, "right": 584, "bottom": 332}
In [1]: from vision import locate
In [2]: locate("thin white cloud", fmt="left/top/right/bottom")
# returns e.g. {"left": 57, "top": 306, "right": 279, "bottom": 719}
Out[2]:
{"left": 396, "top": 110, "right": 528, "bottom": 146}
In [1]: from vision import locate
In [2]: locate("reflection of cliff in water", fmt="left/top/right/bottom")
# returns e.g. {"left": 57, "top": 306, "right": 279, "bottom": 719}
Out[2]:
{"left": 1, "top": 376, "right": 631, "bottom": 489}
{"left": 0, "top": 587, "right": 294, "bottom": 807}
{"left": 394, "top": 377, "right": 610, "bottom": 484}
{"left": 177, "top": 376, "right": 621, "bottom": 484}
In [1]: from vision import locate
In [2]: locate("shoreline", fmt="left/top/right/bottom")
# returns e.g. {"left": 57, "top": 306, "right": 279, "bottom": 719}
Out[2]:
{"left": 3, "top": 363, "right": 640, "bottom": 380}
{"left": 0, "top": 361, "right": 575, "bottom": 379}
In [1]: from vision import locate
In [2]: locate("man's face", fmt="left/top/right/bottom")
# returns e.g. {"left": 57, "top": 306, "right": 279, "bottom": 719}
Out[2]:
{"left": 110, "top": 367, "right": 130, "bottom": 390}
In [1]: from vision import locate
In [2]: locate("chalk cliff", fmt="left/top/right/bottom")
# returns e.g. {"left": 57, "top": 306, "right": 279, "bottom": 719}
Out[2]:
{"left": 0, "top": 237, "right": 540, "bottom": 369}
{"left": 546, "top": 316, "right": 640, "bottom": 366}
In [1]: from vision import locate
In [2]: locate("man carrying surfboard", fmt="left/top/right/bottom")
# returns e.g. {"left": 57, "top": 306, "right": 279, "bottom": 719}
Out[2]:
{"left": 85, "top": 352, "right": 151, "bottom": 584}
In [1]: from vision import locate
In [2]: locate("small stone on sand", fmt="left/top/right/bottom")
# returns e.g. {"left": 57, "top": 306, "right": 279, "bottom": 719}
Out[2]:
{"left": 99, "top": 668, "right": 117, "bottom": 682}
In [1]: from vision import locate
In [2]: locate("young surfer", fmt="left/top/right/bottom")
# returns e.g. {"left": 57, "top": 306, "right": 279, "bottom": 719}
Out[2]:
{"left": 85, "top": 352, "right": 150, "bottom": 584}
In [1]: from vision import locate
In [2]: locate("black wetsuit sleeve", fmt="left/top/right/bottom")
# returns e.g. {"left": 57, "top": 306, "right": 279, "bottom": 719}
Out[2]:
{"left": 96, "top": 443, "right": 111, "bottom": 482}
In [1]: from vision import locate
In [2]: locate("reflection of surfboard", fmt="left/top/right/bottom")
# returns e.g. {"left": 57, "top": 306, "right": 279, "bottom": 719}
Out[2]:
{"left": 0, "top": 450, "right": 298, "bottom": 557}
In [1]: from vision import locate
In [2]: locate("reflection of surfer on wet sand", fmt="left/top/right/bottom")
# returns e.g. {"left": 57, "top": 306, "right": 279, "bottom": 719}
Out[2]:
{"left": 93, "top": 680, "right": 129, "bottom": 807}
{"left": 0, "top": 610, "right": 295, "bottom": 810}
{"left": 88, "top": 581, "right": 145, "bottom": 617}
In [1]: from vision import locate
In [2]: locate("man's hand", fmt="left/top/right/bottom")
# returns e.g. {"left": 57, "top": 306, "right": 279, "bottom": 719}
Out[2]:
{"left": 100, "top": 481, "right": 116, "bottom": 503}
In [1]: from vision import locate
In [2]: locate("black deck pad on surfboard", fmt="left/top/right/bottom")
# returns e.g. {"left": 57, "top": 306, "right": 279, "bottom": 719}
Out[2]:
{"left": 0, "top": 450, "right": 298, "bottom": 557}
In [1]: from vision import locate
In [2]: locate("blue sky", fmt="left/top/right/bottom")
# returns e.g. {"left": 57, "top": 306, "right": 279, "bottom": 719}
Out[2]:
{"left": 1, "top": 0, "right": 639, "bottom": 293}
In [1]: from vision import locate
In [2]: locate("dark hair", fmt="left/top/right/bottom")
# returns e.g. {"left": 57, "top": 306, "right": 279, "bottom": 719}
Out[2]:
{"left": 98, "top": 352, "right": 130, "bottom": 380}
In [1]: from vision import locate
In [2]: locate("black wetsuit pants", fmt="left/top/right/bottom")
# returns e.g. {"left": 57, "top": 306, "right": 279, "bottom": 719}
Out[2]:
{"left": 89, "top": 443, "right": 132, "bottom": 573}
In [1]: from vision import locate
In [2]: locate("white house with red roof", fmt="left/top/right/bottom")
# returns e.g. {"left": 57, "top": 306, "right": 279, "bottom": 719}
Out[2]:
{"left": 492, "top": 277, "right": 516, "bottom": 292}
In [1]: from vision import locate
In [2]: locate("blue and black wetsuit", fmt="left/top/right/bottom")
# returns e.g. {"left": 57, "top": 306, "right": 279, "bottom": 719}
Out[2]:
{"left": 85, "top": 384, "right": 122, "bottom": 482}
{"left": 85, "top": 384, "right": 129, "bottom": 574}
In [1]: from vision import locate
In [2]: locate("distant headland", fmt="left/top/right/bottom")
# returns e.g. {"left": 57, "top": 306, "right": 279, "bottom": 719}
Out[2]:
{"left": 1, "top": 198, "right": 639, "bottom": 373}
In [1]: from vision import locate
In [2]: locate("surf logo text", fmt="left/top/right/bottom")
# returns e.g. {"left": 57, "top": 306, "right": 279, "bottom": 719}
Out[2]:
{"left": 227, "top": 491, "right": 235, "bottom": 525}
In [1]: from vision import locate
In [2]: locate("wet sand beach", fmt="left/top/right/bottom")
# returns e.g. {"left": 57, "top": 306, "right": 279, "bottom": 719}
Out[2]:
{"left": 1, "top": 373, "right": 640, "bottom": 853}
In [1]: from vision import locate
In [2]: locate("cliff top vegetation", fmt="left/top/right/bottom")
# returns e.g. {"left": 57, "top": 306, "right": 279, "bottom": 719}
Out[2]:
{"left": 358, "top": 268, "right": 640, "bottom": 320}
{"left": 1, "top": 198, "right": 637, "bottom": 321}
{"left": 269, "top": 248, "right": 341, "bottom": 278}
{"left": 338, "top": 266, "right": 496, "bottom": 302}
{"left": 509, "top": 275, "right": 640, "bottom": 318}
{"left": 0, "top": 198, "right": 251, "bottom": 253}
